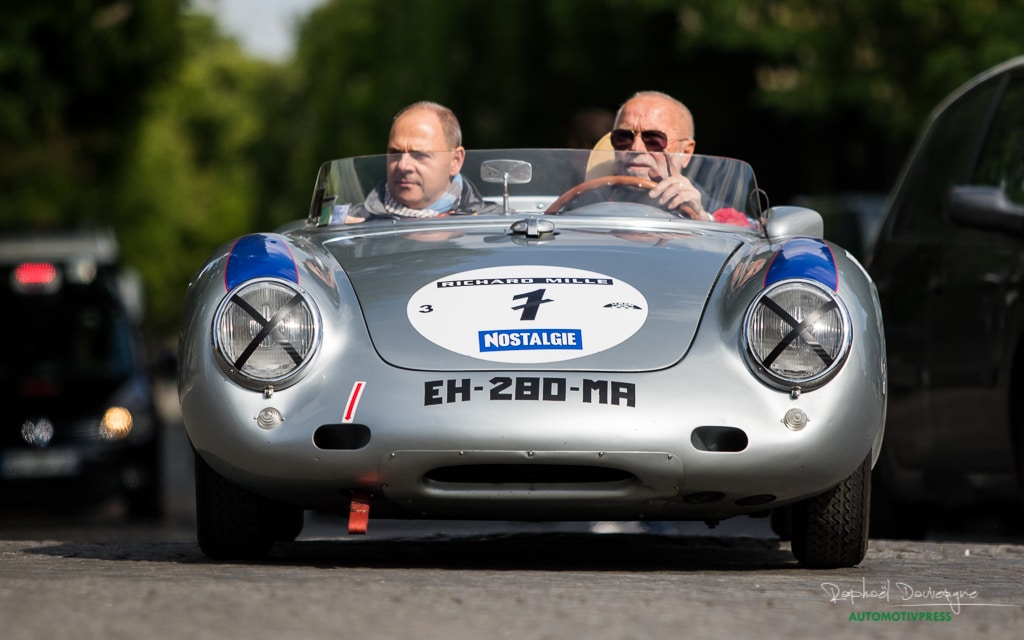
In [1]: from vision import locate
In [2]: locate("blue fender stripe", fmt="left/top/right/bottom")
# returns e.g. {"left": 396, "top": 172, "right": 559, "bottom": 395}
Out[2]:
{"left": 764, "top": 238, "right": 838, "bottom": 291}
{"left": 224, "top": 234, "right": 299, "bottom": 291}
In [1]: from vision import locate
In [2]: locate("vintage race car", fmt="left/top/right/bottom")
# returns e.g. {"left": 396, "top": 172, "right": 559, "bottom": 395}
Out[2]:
{"left": 179, "top": 148, "right": 887, "bottom": 567}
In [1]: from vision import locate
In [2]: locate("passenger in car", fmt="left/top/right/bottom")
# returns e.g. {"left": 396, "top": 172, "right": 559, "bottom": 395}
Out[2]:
{"left": 334, "top": 101, "right": 501, "bottom": 223}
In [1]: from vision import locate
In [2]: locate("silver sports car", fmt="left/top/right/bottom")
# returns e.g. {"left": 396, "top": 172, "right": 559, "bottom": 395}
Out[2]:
{"left": 178, "top": 148, "right": 887, "bottom": 567}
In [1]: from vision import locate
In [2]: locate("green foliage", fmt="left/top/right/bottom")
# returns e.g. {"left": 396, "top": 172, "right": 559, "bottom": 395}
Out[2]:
{"left": 4, "top": 0, "right": 1024, "bottom": 337}
{"left": 113, "top": 12, "right": 280, "bottom": 331}
{"left": 276, "top": 0, "right": 1021, "bottom": 219}
{"left": 669, "top": 0, "right": 1024, "bottom": 135}
{"left": 0, "top": 0, "right": 183, "bottom": 229}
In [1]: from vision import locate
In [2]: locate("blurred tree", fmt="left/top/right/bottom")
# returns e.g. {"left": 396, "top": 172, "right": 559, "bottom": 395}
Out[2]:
{"left": 674, "top": 0, "right": 1024, "bottom": 134}
{"left": 5, "top": 0, "right": 1024, "bottom": 335}
{"left": 666, "top": 0, "right": 1024, "bottom": 196}
{"left": 279, "top": 0, "right": 1024, "bottom": 212}
{"left": 113, "top": 12, "right": 282, "bottom": 332}
{"left": 276, "top": 0, "right": 701, "bottom": 217}
{"left": 0, "top": 1, "right": 183, "bottom": 229}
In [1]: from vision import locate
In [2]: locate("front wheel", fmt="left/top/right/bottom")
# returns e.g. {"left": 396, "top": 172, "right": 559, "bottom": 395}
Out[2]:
{"left": 195, "top": 451, "right": 300, "bottom": 559}
{"left": 791, "top": 454, "right": 871, "bottom": 568}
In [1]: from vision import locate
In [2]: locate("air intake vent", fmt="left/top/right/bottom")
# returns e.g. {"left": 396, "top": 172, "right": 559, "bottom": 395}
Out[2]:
{"left": 425, "top": 464, "right": 634, "bottom": 486}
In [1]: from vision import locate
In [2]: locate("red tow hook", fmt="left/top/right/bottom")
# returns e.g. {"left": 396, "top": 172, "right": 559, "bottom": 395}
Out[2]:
{"left": 348, "top": 490, "right": 371, "bottom": 534}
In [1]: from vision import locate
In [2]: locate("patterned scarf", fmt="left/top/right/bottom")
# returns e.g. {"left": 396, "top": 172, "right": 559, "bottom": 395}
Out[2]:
{"left": 371, "top": 173, "right": 465, "bottom": 218}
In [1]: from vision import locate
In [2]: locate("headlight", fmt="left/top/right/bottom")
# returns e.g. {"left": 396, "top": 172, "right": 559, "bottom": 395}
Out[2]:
{"left": 100, "top": 407, "right": 133, "bottom": 440}
{"left": 744, "top": 279, "right": 850, "bottom": 388}
{"left": 213, "top": 278, "right": 320, "bottom": 387}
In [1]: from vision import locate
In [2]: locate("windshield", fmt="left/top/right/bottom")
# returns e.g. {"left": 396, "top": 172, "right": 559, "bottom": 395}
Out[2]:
{"left": 308, "top": 149, "right": 761, "bottom": 228}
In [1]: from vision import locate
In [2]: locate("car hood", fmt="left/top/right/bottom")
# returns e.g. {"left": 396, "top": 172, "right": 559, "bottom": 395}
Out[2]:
{"left": 323, "top": 223, "right": 744, "bottom": 371}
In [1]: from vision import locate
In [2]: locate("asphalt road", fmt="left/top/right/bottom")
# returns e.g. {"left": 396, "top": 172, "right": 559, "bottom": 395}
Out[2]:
{"left": 1, "top": 380, "right": 1022, "bottom": 639}
{"left": 2, "top": 518, "right": 1022, "bottom": 640}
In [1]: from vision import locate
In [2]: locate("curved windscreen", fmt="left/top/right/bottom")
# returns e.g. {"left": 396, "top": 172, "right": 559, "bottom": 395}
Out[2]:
{"left": 307, "top": 149, "right": 761, "bottom": 228}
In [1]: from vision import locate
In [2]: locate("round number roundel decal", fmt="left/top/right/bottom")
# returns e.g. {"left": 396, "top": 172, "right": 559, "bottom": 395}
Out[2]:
{"left": 407, "top": 265, "right": 648, "bottom": 363}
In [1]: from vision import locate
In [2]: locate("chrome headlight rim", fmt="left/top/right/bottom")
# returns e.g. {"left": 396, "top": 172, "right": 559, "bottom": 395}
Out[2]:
{"left": 743, "top": 278, "right": 851, "bottom": 389}
{"left": 212, "top": 277, "right": 321, "bottom": 390}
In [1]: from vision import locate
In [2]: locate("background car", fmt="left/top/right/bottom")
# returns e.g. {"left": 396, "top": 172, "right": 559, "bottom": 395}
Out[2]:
{"left": 0, "top": 228, "right": 164, "bottom": 518}
{"left": 867, "top": 55, "right": 1024, "bottom": 538}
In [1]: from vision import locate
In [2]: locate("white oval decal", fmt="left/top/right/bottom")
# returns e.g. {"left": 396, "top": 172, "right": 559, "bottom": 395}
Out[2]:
{"left": 407, "top": 265, "right": 648, "bottom": 363}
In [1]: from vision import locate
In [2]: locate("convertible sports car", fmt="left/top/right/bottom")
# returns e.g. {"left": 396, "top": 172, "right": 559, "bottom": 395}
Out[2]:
{"left": 178, "top": 149, "right": 887, "bottom": 567}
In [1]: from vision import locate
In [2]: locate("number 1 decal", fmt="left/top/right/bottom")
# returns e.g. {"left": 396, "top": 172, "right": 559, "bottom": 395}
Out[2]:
{"left": 511, "top": 288, "right": 553, "bottom": 321}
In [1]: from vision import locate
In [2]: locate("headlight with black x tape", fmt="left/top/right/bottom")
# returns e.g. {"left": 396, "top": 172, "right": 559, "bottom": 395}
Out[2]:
{"left": 213, "top": 278, "right": 320, "bottom": 388}
{"left": 743, "top": 279, "right": 851, "bottom": 389}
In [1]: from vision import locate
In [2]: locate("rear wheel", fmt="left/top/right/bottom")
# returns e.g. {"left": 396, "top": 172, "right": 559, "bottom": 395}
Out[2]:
{"left": 791, "top": 454, "right": 871, "bottom": 568}
{"left": 194, "top": 451, "right": 301, "bottom": 559}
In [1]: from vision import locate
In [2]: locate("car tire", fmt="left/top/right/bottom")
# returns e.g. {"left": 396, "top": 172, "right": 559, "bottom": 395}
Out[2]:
{"left": 791, "top": 454, "right": 870, "bottom": 568}
{"left": 194, "top": 451, "right": 276, "bottom": 560}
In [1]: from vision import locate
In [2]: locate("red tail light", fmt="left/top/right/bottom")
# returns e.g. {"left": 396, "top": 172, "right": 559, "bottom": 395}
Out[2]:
{"left": 14, "top": 262, "right": 58, "bottom": 285}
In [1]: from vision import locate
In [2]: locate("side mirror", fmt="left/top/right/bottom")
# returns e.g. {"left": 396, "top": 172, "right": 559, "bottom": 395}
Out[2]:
{"left": 764, "top": 206, "right": 824, "bottom": 242}
{"left": 949, "top": 185, "right": 1024, "bottom": 235}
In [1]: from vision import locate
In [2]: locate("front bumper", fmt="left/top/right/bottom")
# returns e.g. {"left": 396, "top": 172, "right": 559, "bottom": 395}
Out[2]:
{"left": 184, "top": 363, "right": 883, "bottom": 521}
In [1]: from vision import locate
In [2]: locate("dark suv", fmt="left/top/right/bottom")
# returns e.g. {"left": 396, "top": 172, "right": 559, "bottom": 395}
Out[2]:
{"left": 0, "top": 229, "right": 163, "bottom": 518}
{"left": 868, "top": 55, "right": 1024, "bottom": 537}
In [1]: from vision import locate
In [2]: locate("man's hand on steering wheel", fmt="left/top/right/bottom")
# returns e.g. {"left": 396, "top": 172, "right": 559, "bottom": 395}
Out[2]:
{"left": 645, "top": 152, "right": 710, "bottom": 220}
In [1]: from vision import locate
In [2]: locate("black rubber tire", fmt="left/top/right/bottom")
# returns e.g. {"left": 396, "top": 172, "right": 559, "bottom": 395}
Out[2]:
{"left": 194, "top": 451, "right": 275, "bottom": 560}
{"left": 791, "top": 454, "right": 871, "bottom": 568}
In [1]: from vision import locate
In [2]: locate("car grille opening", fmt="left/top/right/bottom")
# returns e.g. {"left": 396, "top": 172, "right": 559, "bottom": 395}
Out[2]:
{"left": 313, "top": 424, "right": 371, "bottom": 450}
{"left": 691, "top": 426, "right": 748, "bottom": 452}
{"left": 424, "top": 464, "right": 635, "bottom": 487}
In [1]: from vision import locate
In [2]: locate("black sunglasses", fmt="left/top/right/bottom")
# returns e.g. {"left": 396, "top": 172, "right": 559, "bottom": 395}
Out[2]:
{"left": 610, "top": 128, "right": 675, "bottom": 150}
{"left": 609, "top": 128, "right": 683, "bottom": 152}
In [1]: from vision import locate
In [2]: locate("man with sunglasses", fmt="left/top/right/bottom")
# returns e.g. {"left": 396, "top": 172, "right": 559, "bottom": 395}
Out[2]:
{"left": 609, "top": 91, "right": 711, "bottom": 220}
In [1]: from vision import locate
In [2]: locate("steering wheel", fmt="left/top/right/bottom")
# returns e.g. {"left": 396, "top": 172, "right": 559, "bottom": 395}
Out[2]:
{"left": 544, "top": 175, "right": 702, "bottom": 220}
